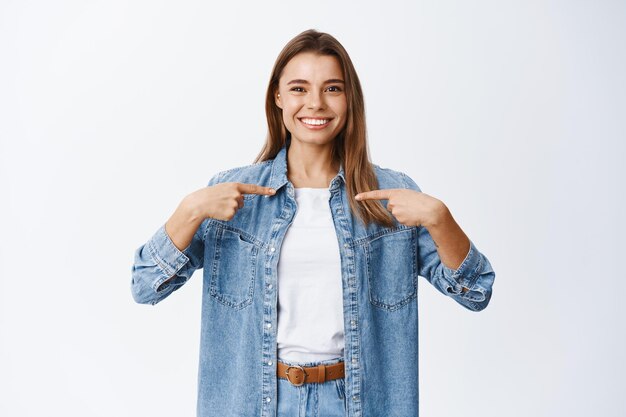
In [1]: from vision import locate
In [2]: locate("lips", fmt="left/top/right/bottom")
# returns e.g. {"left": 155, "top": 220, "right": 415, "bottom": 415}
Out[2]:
{"left": 298, "top": 117, "right": 332, "bottom": 128}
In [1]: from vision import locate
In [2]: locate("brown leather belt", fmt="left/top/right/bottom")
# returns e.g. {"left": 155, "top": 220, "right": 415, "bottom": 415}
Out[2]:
{"left": 277, "top": 360, "right": 345, "bottom": 386}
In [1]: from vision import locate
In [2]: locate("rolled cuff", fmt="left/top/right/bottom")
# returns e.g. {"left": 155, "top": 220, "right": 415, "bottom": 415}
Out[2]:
{"left": 440, "top": 240, "right": 488, "bottom": 302}
{"left": 147, "top": 224, "right": 190, "bottom": 292}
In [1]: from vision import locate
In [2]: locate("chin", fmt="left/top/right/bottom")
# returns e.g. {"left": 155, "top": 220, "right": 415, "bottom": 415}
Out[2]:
{"left": 293, "top": 134, "right": 336, "bottom": 146}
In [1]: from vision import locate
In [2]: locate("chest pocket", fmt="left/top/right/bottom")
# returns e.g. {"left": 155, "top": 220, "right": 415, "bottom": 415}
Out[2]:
{"left": 365, "top": 227, "right": 417, "bottom": 311}
{"left": 209, "top": 227, "right": 258, "bottom": 310}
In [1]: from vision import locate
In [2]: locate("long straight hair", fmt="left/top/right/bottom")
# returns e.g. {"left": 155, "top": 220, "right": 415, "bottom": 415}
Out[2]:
{"left": 253, "top": 29, "right": 395, "bottom": 228}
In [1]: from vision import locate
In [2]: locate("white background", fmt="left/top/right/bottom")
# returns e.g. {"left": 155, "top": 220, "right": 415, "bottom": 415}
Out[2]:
{"left": 1, "top": 1, "right": 625, "bottom": 416}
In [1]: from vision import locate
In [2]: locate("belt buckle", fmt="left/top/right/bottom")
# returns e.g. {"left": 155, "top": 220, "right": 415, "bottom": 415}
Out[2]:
{"left": 285, "top": 365, "right": 306, "bottom": 386}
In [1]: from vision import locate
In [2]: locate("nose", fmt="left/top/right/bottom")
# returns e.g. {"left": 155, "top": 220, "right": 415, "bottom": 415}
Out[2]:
{"left": 306, "top": 90, "right": 325, "bottom": 110}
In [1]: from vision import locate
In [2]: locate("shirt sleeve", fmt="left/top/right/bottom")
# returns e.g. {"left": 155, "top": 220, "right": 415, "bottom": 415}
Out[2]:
{"left": 400, "top": 171, "right": 496, "bottom": 312}
{"left": 130, "top": 171, "right": 223, "bottom": 305}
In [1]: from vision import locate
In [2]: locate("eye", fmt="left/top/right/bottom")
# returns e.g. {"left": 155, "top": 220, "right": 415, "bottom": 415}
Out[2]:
{"left": 326, "top": 85, "right": 343, "bottom": 92}
{"left": 290, "top": 87, "right": 305, "bottom": 92}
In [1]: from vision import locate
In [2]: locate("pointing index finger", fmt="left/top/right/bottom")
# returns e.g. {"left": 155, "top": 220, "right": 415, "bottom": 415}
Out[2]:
{"left": 355, "top": 189, "right": 392, "bottom": 201}
{"left": 237, "top": 183, "right": 276, "bottom": 196}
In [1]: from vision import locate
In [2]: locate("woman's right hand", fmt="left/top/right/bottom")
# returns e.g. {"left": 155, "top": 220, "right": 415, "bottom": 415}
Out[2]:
{"left": 164, "top": 182, "right": 275, "bottom": 255}
{"left": 185, "top": 182, "right": 276, "bottom": 221}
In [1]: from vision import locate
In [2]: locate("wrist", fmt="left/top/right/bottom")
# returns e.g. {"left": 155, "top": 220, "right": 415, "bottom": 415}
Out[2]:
{"left": 181, "top": 194, "right": 206, "bottom": 223}
{"left": 423, "top": 201, "right": 449, "bottom": 229}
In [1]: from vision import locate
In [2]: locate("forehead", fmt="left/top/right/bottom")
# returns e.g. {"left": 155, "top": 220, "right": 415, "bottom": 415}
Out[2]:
{"left": 280, "top": 52, "right": 343, "bottom": 82}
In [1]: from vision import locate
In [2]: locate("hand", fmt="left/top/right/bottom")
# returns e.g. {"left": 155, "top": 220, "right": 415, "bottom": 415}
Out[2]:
{"left": 354, "top": 188, "right": 446, "bottom": 228}
{"left": 186, "top": 182, "right": 276, "bottom": 221}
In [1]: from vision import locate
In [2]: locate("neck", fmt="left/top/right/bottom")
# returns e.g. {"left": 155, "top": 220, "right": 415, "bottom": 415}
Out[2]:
{"left": 286, "top": 139, "right": 339, "bottom": 188}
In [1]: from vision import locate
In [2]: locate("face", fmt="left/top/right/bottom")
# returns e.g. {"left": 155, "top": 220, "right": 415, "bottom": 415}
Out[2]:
{"left": 274, "top": 52, "right": 348, "bottom": 147}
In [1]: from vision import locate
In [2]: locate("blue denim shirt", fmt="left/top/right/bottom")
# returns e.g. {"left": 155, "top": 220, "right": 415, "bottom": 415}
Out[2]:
{"left": 131, "top": 139, "right": 496, "bottom": 417}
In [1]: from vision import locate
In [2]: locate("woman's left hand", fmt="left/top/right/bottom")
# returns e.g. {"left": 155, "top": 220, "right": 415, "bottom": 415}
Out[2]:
{"left": 354, "top": 189, "right": 447, "bottom": 228}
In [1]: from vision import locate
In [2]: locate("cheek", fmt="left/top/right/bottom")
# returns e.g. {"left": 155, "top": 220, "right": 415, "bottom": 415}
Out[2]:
{"left": 337, "top": 116, "right": 348, "bottom": 131}
{"left": 333, "top": 99, "right": 348, "bottom": 118}
{"left": 336, "top": 104, "right": 348, "bottom": 123}
{"left": 281, "top": 107, "right": 294, "bottom": 120}
{"left": 279, "top": 106, "right": 296, "bottom": 129}
{"left": 281, "top": 102, "right": 299, "bottom": 120}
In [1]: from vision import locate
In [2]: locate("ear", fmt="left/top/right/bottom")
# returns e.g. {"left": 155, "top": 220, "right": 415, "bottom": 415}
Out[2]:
{"left": 274, "top": 91, "right": 282, "bottom": 109}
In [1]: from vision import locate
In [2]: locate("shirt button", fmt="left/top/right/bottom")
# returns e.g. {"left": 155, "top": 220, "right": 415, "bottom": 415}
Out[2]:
{"left": 337, "top": 208, "right": 343, "bottom": 213}
{"left": 270, "top": 247, "right": 276, "bottom": 252}
{"left": 266, "top": 397, "right": 271, "bottom": 403}
{"left": 266, "top": 323, "right": 272, "bottom": 328}
{"left": 268, "top": 360, "right": 273, "bottom": 366}
{"left": 352, "top": 358, "right": 357, "bottom": 363}
{"left": 268, "top": 284, "right": 273, "bottom": 289}
{"left": 350, "top": 320, "right": 356, "bottom": 326}
{"left": 352, "top": 395, "right": 359, "bottom": 401}
{"left": 344, "top": 243, "right": 349, "bottom": 248}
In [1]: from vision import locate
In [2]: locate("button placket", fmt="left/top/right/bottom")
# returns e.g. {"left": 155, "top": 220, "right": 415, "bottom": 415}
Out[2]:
{"left": 263, "top": 193, "right": 299, "bottom": 415}
{"left": 328, "top": 186, "right": 362, "bottom": 413}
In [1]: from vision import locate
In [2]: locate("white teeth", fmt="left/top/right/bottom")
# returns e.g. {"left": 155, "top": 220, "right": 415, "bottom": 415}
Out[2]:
{"left": 301, "top": 118, "right": 329, "bottom": 126}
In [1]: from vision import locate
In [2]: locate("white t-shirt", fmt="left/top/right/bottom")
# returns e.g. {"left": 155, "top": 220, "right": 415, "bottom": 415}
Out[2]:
{"left": 276, "top": 187, "right": 345, "bottom": 364}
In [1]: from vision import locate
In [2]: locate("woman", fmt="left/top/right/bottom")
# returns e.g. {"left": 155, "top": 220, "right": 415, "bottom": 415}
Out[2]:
{"left": 131, "top": 29, "right": 495, "bottom": 417}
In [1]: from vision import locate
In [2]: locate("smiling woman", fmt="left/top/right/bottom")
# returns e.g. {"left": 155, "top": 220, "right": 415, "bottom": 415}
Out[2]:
{"left": 272, "top": 51, "right": 348, "bottom": 185}
{"left": 131, "top": 28, "right": 496, "bottom": 417}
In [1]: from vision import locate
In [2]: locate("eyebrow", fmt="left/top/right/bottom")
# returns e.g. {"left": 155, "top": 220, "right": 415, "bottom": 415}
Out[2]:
{"left": 286, "top": 78, "right": 345, "bottom": 85}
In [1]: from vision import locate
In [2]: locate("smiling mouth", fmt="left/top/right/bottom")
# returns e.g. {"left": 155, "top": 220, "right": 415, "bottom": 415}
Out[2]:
{"left": 298, "top": 117, "right": 332, "bottom": 127}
